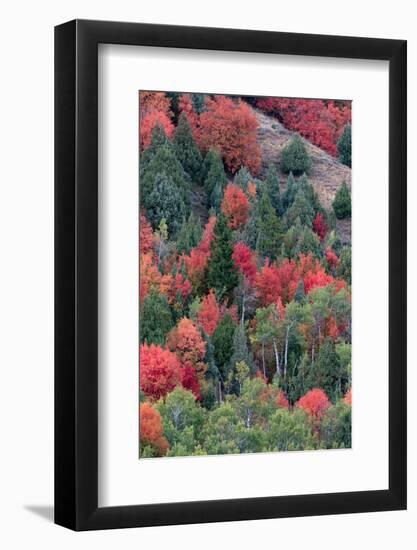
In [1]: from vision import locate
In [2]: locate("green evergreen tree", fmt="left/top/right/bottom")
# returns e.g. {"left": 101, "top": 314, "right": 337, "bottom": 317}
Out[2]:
{"left": 255, "top": 189, "right": 283, "bottom": 260}
{"left": 206, "top": 213, "right": 238, "bottom": 300}
{"left": 284, "top": 188, "right": 315, "bottom": 229}
{"left": 281, "top": 135, "right": 311, "bottom": 175}
{"left": 142, "top": 172, "right": 186, "bottom": 237}
{"left": 140, "top": 142, "right": 191, "bottom": 215}
{"left": 321, "top": 400, "right": 352, "bottom": 448}
{"left": 294, "top": 278, "right": 306, "bottom": 302}
{"left": 336, "top": 247, "right": 352, "bottom": 285}
{"left": 173, "top": 112, "right": 202, "bottom": 181}
{"left": 176, "top": 212, "right": 203, "bottom": 255}
{"left": 337, "top": 124, "right": 352, "bottom": 167}
{"left": 265, "top": 163, "right": 282, "bottom": 216}
{"left": 166, "top": 92, "right": 180, "bottom": 122}
{"left": 200, "top": 149, "right": 218, "bottom": 184}
{"left": 191, "top": 93, "right": 206, "bottom": 114}
{"left": 140, "top": 123, "right": 169, "bottom": 175}
{"left": 298, "top": 173, "right": 321, "bottom": 214}
{"left": 332, "top": 181, "right": 351, "bottom": 219}
{"left": 140, "top": 290, "right": 174, "bottom": 345}
{"left": 233, "top": 166, "right": 252, "bottom": 192}
{"left": 282, "top": 172, "right": 298, "bottom": 211}
{"left": 203, "top": 150, "right": 227, "bottom": 202}
{"left": 212, "top": 313, "right": 236, "bottom": 381}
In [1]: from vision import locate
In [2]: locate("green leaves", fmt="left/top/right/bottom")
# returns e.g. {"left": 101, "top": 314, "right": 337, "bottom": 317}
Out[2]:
{"left": 281, "top": 135, "right": 311, "bottom": 175}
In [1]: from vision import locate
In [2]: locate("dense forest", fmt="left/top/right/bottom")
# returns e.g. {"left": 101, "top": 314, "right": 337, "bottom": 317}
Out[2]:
{"left": 139, "top": 91, "right": 352, "bottom": 458}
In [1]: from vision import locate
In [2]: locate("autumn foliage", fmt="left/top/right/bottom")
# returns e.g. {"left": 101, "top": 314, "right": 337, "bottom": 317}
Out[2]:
{"left": 167, "top": 318, "right": 207, "bottom": 378}
{"left": 140, "top": 402, "right": 169, "bottom": 456}
{"left": 140, "top": 343, "right": 182, "bottom": 400}
{"left": 296, "top": 388, "right": 331, "bottom": 420}
{"left": 198, "top": 95, "right": 261, "bottom": 174}
{"left": 232, "top": 242, "right": 257, "bottom": 284}
{"left": 221, "top": 184, "right": 250, "bottom": 229}
{"left": 197, "top": 290, "right": 221, "bottom": 336}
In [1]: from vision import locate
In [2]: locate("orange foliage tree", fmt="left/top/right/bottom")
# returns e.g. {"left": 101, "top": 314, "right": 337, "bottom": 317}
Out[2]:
{"left": 221, "top": 184, "right": 250, "bottom": 230}
{"left": 296, "top": 388, "right": 330, "bottom": 420}
{"left": 197, "top": 290, "right": 221, "bottom": 336}
{"left": 167, "top": 318, "right": 207, "bottom": 378}
{"left": 140, "top": 402, "right": 169, "bottom": 456}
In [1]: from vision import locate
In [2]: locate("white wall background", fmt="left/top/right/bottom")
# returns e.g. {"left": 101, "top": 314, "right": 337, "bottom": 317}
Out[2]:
{"left": 0, "top": 1, "right": 415, "bottom": 548}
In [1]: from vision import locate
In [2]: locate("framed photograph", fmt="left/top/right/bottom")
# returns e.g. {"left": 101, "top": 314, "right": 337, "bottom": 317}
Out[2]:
{"left": 55, "top": 20, "right": 407, "bottom": 530}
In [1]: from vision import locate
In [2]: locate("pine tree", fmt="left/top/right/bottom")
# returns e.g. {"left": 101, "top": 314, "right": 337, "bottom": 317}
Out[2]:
{"left": 281, "top": 135, "right": 311, "bottom": 175}
{"left": 206, "top": 213, "right": 238, "bottom": 301}
{"left": 140, "top": 124, "right": 169, "bottom": 175}
{"left": 203, "top": 150, "right": 227, "bottom": 202}
{"left": 309, "top": 338, "right": 343, "bottom": 401}
{"left": 337, "top": 124, "right": 352, "bottom": 167}
{"left": 336, "top": 247, "right": 352, "bottom": 285}
{"left": 294, "top": 278, "right": 306, "bottom": 302}
{"left": 332, "top": 181, "right": 351, "bottom": 219}
{"left": 173, "top": 112, "right": 203, "bottom": 181}
{"left": 255, "top": 189, "right": 283, "bottom": 261}
{"left": 176, "top": 213, "right": 203, "bottom": 255}
{"left": 143, "top": 172, "right": 186, "bottom": 237}
{"left": 265, "top": 163, "right": 282, "bottom": 216}
{"left": 233, "top": 166, "right": 252, "bottom": 193}
{"left": 282, "top": 172, "right": 297, "bottom": 211}
{"left": 284, "top": 188, "right": 315, "bottom": 229}
{"left": 212, "top": 313, "right": 236, "bottom": 381}
{"left": 141, "top": 291, "right": 174, "bottom": 345}
{"left": 140, "top": 142, "right": 191, "bottom": 215}
{"left": 191, "top": 93, "right": 206, "bottom": 114}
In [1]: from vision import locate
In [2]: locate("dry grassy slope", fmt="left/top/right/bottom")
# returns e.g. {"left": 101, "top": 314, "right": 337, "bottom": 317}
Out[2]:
{"left": 256, "top": 110, "right": 352, "bottom": 245}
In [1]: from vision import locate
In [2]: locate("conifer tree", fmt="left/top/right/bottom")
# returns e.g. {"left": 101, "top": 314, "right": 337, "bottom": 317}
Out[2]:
{"left": 203, "top": 150, "right": 227, "bottom": 202}
{"left": 337, "top": 124, "right": 352, "bottom": 167}
{"left": 309, "top": 338, "right": 344, "bottom": 401}
{"left": 282, "top": 172, "right": 298, "bottom": 211}
{"left": 141, "top": 290, "right": 174, "bottom": 345}
{"left": 233, "top": 166, "right": 252, "bottom": 192}
{"left": 255, "top": 189, "right": 283, "bottom": 261}
{"left": 281, "top": 135, "right": 311, "bottom": 175}
{"left": 206, "top": 213, "right": 238, "bottom": 300}
{"left": 140, "top": 142, "right": 191, "bottom": 215}
{"left": 265, "top": 163, "right": 282, "bottom": 216}
{"left": 173, "top": 112, "right": 203, "bottom": 181}
{"left": 176, "top": 213, "right": 203, "bottom": 255}
{"left": 212, "top": 313, "right": 236, "bottom": 381}
{"left": 284, "top": 188, "right": 315, "bottom": 229}
{"left": 140, "top": 124, "right": 169, "bottom": 175}
{"left": 332, "top": 181, "right": 351, "bottom": 219}
{"left": 143, "top": 172, "right": 186, "bottom": 237}
{"left": 230, "top": 322, "right": 253, "bottom": 372}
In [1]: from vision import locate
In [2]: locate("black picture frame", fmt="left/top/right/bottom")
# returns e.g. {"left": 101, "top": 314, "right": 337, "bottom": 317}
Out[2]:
{"left": 55, "top": 19, "right": 407, "bottom": 531}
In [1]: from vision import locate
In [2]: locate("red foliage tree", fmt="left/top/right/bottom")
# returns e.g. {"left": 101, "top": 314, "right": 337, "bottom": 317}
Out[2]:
{"left": 160, "top": 272, "right": 192, "bottom": 305}
{"left": 344, "top": 388, "right": 352, "bottom": 406}
{"left": 325, "top": 247, "right": 339, "bottom": 270}
{"left": 197, "top": 290, "right": 221, "bottom": 336}
{"left": 140, "top": 253, "right": 161, "bottom": 303}
{"left": 140, "top": 402, "right": 169, "bottom": 456}
{"left": 198, "top": 95, "right": 261, "bottom": 174}
{"left": 255, "top": 259, "right": 300, "bottom": 306}
{"left": 256, "top": 97, "right": 351, "bottom": 156}
{"left": 140, "top": 91, "right": 172, "bottom": 117}
{"left": 140, "top": 343, "right": 182, "bottom": 400}
{"left": 167, "top": 318, "right": 207, "bottom": 378}
{"left": 178, "top": 93, "right": 201, "bottom": 142}
{"left": 232, "top": 241, "right": 257, "bottom": 284}
{"left": 296, "top": 388, "right": 330, "bottom": 420}
{"left": 276, "top": 389, "right": 290, "bottom": 409}
{"left": 140, "top": 110, "right": 174, "bottom": 150}
{"left": 180, "top": 364, "right": 201, "bottom": 400}
{"left": 183, "top": 215, "right": 216, "bottom": 289}
{"left": 303, "top": 267, "right": 334, "bottom": 294}
{"left": 221, "top": 184, "right": 250, "bottom": 230}
{"left": 312, "top": 212, "right": 328, "bottom": 241}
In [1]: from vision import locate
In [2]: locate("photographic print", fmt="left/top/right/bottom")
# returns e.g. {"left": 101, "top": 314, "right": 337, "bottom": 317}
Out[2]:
{"left": 139, "top": 91, "right": 352, "bottom": 458}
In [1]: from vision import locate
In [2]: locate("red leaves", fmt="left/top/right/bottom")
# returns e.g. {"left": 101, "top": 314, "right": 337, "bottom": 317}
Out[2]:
{"left": 140, "top": 343, "right": 182, "bottom": 400}
{"left": 255, "top": 259, "right": 300, "bottom": 306}
{"left": 167, "top": 318, "right": 207, "bottom": 379}
{"left": 325, "top": 247, "right": 339, "bottom": 270}
{"left": 276, "top": 389, "right": 290, "bottom": 409}
{"left": 183, "top": 216, "right": 216, "bottom": 288}
{"left": 221, "top": 184, "right": 250, "bottom": 230}
{"left": 140, "top": 402, "right": 169, "bottom": 456}
{"left": 256, "top": 97, "right": 351, "bottom": 156}
{"left": 198, "top": 290, "right": 221, "bottom": 336}
{"left": 140, "top": 211, "right": 154, "bottom": 255}
{"left": 233, "top": 242, "right": 257, "bottom": 284}
{"left": 199, "top": 95, "right": 261, "bottom": 174}
{"left": 312, "top": 212, "right": 328, "bottom": 241}
{"left": 296, "top": 388, "right": 330, "bottom": 420}
{"left": 303, "top": 268, "right": 334, "bottom": 294}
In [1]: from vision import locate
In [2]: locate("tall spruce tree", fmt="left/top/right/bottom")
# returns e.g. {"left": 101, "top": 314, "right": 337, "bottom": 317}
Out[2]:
{"left": 212, "top": 313, "right": 236, "bottom": 381}
{"left": 265, "top": 163, "right": 282, "bottom": 216}
{"left": 282, "top": 172, "right": 298, "bottom": 211}
{"left": 143, "top": 172, "right": 186, "bottom": 237}
{"left": 206, "top": 213, "right": 238, "bottom": 301}
{"left": 233, "top": 166, "right": 252, "bottom": 193}
{"left": 337, "top": 124, "right": 352, "bottom": 167}
{"left": 332, "top": 181, "right": 351, "bottom": 219}
{"left": 284, "top": 188, "right": 315, "bottom": 229}
{"left": 173, "top": 112, "right": 202, "bottom": 181}
{"left": 140, "top": 290, "right": 174, "bottom": 345}
{"left": 140, "top": 124, "right": 169, "bottom": 176}
{"left": 229, "top": 323, "right": 253, "bottom": 373}
{"left": 255, "top": 189, "right": 283, "bottom": 261}
{"left": 308, "top": 337, "right": 344, "bottom": 401}
{"left": 203, "top": 150, "right": 227, "bottom": 204}
{"left": 176, "top": 212, "right": 203, "bottom": 255}
{"left": 140, "top": 142, "right": 191, "bottom": 215}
